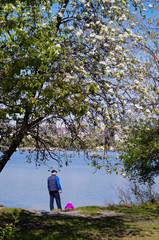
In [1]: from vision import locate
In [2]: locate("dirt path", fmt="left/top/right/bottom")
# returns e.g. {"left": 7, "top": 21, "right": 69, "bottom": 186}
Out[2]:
{"left": 24, "top": 208, "right": 125, "bottom": 218}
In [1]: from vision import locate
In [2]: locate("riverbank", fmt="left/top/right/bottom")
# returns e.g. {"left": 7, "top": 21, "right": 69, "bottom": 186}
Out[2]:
{"left": 16, "top": 146, "right": 117, "bottom": 151}
{"left": 0, "top": 203, "right": 159, "bottom": 239}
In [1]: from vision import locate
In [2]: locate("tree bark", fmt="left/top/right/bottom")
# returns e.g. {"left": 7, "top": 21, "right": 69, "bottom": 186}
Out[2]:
{"left": 0, "top": 111, "right": 30, "bottom": 172}
{"left": 0, "top": 133, "right": 24, "bottom": 172}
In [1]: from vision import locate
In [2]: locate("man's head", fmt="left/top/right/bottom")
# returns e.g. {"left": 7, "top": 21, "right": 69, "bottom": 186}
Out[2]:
{"left": 51, "top": 170, "right": 57, "bottom": 175}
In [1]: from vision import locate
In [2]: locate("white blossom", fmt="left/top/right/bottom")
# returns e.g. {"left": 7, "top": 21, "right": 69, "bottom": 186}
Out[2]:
{"left": 57, "top": 12, "right": 63, "bottom": 18}
{"left": 118, "top": 14, "right": 127, "bottom": 21}
{"left": 87, "top": 111, "right": 91, "bottom": 117}
{"left": 96, "top": 21, "right": 101, "bottom": 25}
{"left": 121, "top": 173, "right": 126, "bottom": 177}
{"left": 100, "top": 122, "right": 105, "bottom": 131}
{"left": 90, "top": 32, "right": 96, "bottom": 38}
{"left": 68, "top": 26, "right": 74, "bottom": 31}
{"left": 148, "top": 4, "right": 153, "bottom": 8}
{"left": 55, "top": 44, "right": 61, "bottom": 48}
{"left": 97, "top": 108, "right": 102, "bottom": 112}
{"left": 42, "top": 23, "right": 47, "bottom": 27}
{"left": 115, "top": 45, "right": 122, "bottom": 51}
{"left": 96, "top": 117, "right": 101, "bottom": 122}
{"left": 145, "top": 109, "right": 151, "bottom": 114}
{"left": 76, "top": 29, "right": 83, "bottom": 37}
{"left": 135, "top": 104, "right": 143, "bottom": 110}
{"left": 95, "top": 35, "right": 105, "bottom": 41}
{"left": 118, "top": 63, "right": 125, "bottom": 69}
{"left": 99, "top": 61, "right": 107, "bottom": 66}
{"left": 127, "top": 109, "right": 132, "bottom": 114}
{"left": 108, "top": 88, "right": 114, "bottom": 94}
{"left": 134, "top": 80, "right": 140, "bottom": 85}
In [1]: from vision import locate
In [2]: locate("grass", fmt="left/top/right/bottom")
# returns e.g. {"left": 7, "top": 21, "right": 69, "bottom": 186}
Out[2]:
{"left": 75, "top": 205, "right": 106, "bottom": 216}
{"left": 0, "top": 203, "right": 159, "bottom": 240}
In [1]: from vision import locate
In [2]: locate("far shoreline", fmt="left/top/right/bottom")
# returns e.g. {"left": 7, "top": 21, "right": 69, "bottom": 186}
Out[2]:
{"left": 16, "top": 146, "right": 117, "bottom": 151}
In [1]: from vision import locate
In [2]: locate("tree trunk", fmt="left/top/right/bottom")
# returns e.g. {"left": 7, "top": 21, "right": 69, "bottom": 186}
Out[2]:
{"left": 0, "top": 133, "right": 24, "bottom": 172}
{"left": 0, "top": 111, "right": 30, "bottom": 172}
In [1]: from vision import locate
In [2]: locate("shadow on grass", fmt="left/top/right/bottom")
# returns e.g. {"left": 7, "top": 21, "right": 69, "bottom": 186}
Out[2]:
{"left": 0, "top": 209, "right": 142, "bottom": 240}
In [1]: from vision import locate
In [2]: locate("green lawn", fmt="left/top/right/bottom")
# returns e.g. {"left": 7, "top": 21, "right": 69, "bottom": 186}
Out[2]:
{"left": 0, "top": 203, "right": 159, "bottom": 240}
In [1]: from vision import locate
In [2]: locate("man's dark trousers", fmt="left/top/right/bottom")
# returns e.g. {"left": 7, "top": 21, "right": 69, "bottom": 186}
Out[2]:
{"left": 49, "top": 190, "right": 62, "bottom": 210}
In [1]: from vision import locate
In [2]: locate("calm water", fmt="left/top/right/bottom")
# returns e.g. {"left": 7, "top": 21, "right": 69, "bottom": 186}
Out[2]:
{"left": 0, "top": 150, "right": 150, "bottom": 210}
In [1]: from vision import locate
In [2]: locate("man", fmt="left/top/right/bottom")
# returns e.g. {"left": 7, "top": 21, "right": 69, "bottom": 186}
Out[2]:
{"left": 47, "top": 170, "right": 62, "bottom": 211}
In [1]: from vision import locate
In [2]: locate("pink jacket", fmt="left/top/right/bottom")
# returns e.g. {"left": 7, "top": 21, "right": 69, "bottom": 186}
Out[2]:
{"left": 65, "top": 202, "right": 74, "bottom": 209}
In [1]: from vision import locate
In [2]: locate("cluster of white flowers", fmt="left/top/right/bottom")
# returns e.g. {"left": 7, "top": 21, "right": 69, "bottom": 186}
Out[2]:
{"left": 99, "top": 61, "right": 107, "bottom": 66}
{"left": 118, "top": 14, "right": 127, "bottom": 21}
{"left": 121, "top": 173, "right": 126, "bottom": 178}
{"left": 76, "top": 29, "right": 83, "bottom": 37}
{"left": 64, "top": 72, "right": 78, "bottom": 84}
{"left": 127, "top": 109, "right": 132, "bottom": 115}
{"left": 67, "top": 26, "right": 74, "bottom": 31}
{"left": 41, "top": 6, "right": 46, "bottom": 10}
{"left": 55, "top": 44, "right": 61, "bottom": 48}
{"left": 22, "top": 12, "right": 30, "bottom": 17}
{"left": 108, "top": 88, "right": 114, "bottom": 94}
{"left": 57, "top": 12, "right": 63, "bottom": 18}
{"left": 148, "top": 4, "right": 153, "bottom": 8}
{"left": 96, "top": 146, "right": 104, "bottom": 151}
{"left": 79, "top": 0, "right": 86, "bottom": 3}
{"left": 87, "top": 111, "right": 91, "bottom": 117}
{"left": 115, "top": 45, "right": 123, "bottom": 51}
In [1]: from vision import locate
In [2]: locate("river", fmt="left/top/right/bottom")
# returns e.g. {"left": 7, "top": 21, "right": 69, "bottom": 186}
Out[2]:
{"left": 0, "top": 150, "right": 154, "bottom": 210}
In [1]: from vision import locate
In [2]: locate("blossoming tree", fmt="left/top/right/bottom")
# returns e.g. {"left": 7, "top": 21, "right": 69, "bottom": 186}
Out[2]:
{"left": 0, "top": 0, "right": 158, "bottom": 172}
{"left": 117, "top": 0, "right": 159, "bottom": 183}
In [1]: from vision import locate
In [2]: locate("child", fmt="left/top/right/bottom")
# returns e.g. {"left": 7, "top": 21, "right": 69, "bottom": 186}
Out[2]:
{"left": 65, "top": 201, "right": 74, "bottom": 210}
